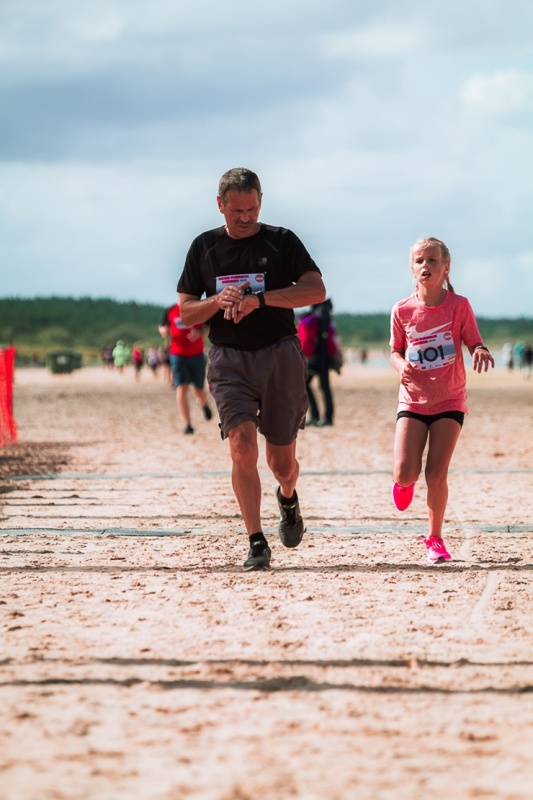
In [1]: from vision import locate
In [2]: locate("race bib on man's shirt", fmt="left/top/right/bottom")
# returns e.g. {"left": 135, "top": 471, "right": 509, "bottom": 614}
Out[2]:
{"left": 406, "top": 322, "right": 456, "bottom": 371}
{"left": 216, "top": 273, "right": 265, "bottom": 293}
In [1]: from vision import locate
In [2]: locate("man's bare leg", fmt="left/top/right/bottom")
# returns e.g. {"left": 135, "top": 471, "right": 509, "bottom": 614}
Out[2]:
{"left": 228, "top": 420, "right": 262, "bottom": 535}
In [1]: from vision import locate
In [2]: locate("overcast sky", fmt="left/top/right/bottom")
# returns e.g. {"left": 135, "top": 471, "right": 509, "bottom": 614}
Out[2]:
{"left": 1, "top": 0, "right": 532, "bottom": 316}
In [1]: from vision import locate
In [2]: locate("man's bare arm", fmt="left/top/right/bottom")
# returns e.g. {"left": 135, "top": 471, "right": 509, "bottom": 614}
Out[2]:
{"left": 181, "top": 270, "right": 326, "bottom": 326}
{"left": 180, "top": 293, "right": 221, "bottom": 327}
{"left": 231, "top": 270, "right": 326, "bottom": 323}
{"left": 259, "top": 270, "right": 326, "bottom": 309}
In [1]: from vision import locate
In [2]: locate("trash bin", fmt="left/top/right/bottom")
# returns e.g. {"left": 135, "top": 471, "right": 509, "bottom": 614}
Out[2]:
{"left": 46, "top": 350, "right": 83, "bottom": 374}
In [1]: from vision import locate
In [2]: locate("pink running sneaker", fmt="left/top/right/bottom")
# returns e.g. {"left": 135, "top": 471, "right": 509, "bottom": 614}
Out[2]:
{"left": 392, "top": 481, "right": 415, "bottom": 511}
{"left": 423, "top": 536, "right": 452, "bottom": 564}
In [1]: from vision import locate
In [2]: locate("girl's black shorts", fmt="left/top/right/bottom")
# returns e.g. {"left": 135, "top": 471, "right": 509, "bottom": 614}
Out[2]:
{"left": 396, "top": 410, "right": 465, "bottom": 427}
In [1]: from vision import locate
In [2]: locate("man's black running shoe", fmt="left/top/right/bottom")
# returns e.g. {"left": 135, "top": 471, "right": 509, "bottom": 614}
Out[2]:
{"left": 243, "top": 540, "right": 272, "bottom": 571}
{"left": 276, "top": 486, "right": 305, "bottom": 548}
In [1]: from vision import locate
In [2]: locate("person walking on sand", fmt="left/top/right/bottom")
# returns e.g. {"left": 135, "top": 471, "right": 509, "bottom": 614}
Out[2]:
{"left": 177, "top": 167, "right": 326, "bottom": 571}
{"left": 159, "top": 299, "right": 213, "bottom": 435}
{"left": 298, "top": 298, "right": 338, "bottom": 427}
{"left": 158, "top": 341, "right": 172, "bottom": 386}
{"left": 147, "top": 345, "right": 160, "bottom": 377}
{"left": 390, "top": 236, "right": 494, "bottom": 564}
{"left": 523, "top": 343, "right": 533, "bottom": 378}
{"left": 112, "top": 340, "right": 130, "bottom": 376}
{"left": 132, "top": 342, "right": 144, "bottom": 381}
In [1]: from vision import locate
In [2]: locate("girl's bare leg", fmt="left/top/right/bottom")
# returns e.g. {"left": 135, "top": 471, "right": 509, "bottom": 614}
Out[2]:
{"left": 424, "top": 419, "right": 462, "bottom": 538}
{"left": 393, "top": 416, "right": 428, "bottom": 487}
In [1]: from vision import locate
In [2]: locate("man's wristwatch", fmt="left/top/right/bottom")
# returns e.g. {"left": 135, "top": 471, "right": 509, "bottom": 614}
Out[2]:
{"left": 254, "top": 291, "right": 266, "bottom": 308}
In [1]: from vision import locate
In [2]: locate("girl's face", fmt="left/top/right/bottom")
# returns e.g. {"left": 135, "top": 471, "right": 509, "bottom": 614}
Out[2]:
{"left": 411, "top": 245, "right": 450, "bottom": 286}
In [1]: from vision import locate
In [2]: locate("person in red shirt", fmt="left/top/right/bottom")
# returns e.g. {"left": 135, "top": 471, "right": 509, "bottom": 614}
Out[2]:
{"left": 131, "top": 342, "right": 144, "bottom": 381}
{"left": 159, "top": 298, "right": 212, "bottom": 434}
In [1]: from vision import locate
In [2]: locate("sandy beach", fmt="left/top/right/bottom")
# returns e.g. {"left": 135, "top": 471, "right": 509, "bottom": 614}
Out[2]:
{"left": 1, "top": 361, "right": 533, "bottom": 799}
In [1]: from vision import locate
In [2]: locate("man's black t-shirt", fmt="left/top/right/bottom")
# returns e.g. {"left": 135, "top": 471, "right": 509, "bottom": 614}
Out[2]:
{"left": 177, "top": 224, "right": 321, "bottom": 351}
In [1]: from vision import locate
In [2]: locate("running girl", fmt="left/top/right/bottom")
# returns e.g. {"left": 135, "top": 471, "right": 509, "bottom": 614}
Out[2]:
{"left": 390, "top": 237, "right": 494, "bottom": 563}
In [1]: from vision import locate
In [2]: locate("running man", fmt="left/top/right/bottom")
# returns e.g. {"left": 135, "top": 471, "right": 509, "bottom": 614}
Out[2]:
{"left": 159, "top": 298, "right": 213, "bottom": 435}
{"left": 177, "top": 167, "right": 326, "bottom": 570}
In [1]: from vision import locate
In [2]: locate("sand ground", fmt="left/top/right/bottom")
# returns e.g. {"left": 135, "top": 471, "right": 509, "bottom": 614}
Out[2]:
{"left": 1, "top": 361, "right": 533, "bottom": 800}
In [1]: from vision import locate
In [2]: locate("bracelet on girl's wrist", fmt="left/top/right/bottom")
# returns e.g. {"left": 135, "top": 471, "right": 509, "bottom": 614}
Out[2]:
{"left": 475, "top": 345, "right": 489, "bottom": 351}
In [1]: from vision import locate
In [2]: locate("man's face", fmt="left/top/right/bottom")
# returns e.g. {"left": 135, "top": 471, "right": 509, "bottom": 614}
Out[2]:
{"left": 217, "top": 189, "right": 262, "bottom": 239}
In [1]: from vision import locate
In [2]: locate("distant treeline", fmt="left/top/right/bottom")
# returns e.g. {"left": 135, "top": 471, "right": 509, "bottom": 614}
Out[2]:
{"left": 0, "top": 297, "right": 166, "bottom": 351}
{"left": 1, "top": 296, "right": 532, "bottom": 353}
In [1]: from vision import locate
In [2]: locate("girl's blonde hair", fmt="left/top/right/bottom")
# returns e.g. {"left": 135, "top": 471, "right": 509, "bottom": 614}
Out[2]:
{"left": 411, "top": 236, "right": 455, "bottom": 293}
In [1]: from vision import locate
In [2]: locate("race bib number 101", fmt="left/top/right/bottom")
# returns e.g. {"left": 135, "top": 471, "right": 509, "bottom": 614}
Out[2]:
{"left": 407, "top": 329, "right": 456, "bottom": 371}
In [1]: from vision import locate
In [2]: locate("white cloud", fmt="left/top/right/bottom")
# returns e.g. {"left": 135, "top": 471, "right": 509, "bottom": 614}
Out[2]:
{"left": 460, "top": 252, "right": 533, "bottom": 319}
{"left": 1, "top": 0, "right": 533, "bottom": 318}
{"left": 323, "top": 23, "right": 423, "bottom": 60}
{"left": 0, "top": 161, "right": 218, "bottom": 303}
{"left": 461, "top": 70, "right": 533, "bottom": 116}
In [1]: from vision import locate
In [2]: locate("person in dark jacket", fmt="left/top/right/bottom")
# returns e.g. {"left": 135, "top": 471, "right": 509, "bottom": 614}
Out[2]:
{"left": 305, "top": 299, "right": 336, "bottom": 427}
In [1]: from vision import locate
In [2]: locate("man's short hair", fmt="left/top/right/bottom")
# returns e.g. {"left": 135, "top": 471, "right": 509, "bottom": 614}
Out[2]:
{"left": 218, "top": 168, "right": 262, "bottom": 202}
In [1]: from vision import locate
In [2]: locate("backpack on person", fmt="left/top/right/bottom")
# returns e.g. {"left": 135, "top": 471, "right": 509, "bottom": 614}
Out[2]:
{"left": 297, "top": 313, "right": 320, "bottom": 357}
{"left": 298, "top": 312, "right": 343, "bottom": 373}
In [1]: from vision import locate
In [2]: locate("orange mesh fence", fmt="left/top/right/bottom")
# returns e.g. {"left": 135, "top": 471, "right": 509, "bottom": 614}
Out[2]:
{"left": 0, "top": 346, "right": 17, "bottom": 446}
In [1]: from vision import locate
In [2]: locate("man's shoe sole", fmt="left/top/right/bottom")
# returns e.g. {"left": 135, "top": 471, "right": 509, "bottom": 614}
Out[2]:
{"left": 243, "top": 560, "right": 272, "bottom": 572}
{"left": 278, "top": 528, "right": 305, "bottom": 548}
{"left": 243, "top": 545, "right": 272, "bottom": 571}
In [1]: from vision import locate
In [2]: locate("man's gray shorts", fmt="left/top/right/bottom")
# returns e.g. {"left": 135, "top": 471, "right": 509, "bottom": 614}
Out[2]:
{"left": 206, "top": 336, "right": 308, "bottom": 446}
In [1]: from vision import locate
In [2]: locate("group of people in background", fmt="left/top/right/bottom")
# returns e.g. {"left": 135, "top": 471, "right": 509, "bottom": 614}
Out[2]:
{"left": 502, "top": 340, "right": 533, "bottom": 376}
{"left": 101, "top": 294, "right": 344, "bottom": 434}
{"left": 101, "top": 340, "right": 170, "bottom": 381}
{"left": 99, "top": 305, "right": 214, "bottom": 436}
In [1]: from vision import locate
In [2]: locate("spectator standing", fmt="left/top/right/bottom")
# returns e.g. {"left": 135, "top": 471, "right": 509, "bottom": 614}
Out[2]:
{"left": 298, "top": 298, "right": 338, "bottom": 427}
{"left": 101, "top": 344, "right": 114, "bottom": 370}
{"left": 158, "top": 341, "right": 172, "bottom": 386}
{"left": 514, "top": 340, "right": 526, "bottom": 371}
{"left": 147, "top": 346, "right": 159, "bottom": 377}
{"left": 112, "top": 340, "right": 130, "bottom": 376}
{"left": 132, "top": 342, "right": 144, "bottom": 381}
{"left": 502, "top": 341, "right": 514, "bottom": 371}
{"left": 523, "top": 343, "right": 533, "bottom": 378}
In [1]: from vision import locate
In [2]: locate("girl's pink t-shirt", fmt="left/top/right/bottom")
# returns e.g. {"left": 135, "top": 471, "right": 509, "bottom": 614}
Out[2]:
{"left": 390, "top": 292, "right": 482, "bottom": 414}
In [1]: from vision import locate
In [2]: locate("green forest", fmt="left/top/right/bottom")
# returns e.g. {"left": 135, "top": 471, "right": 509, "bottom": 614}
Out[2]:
{"left": 0, "top": 297, "right": 166, "bottom": 363}
{"left": 1, "top": 296, "right": 532, "bottom": 365}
